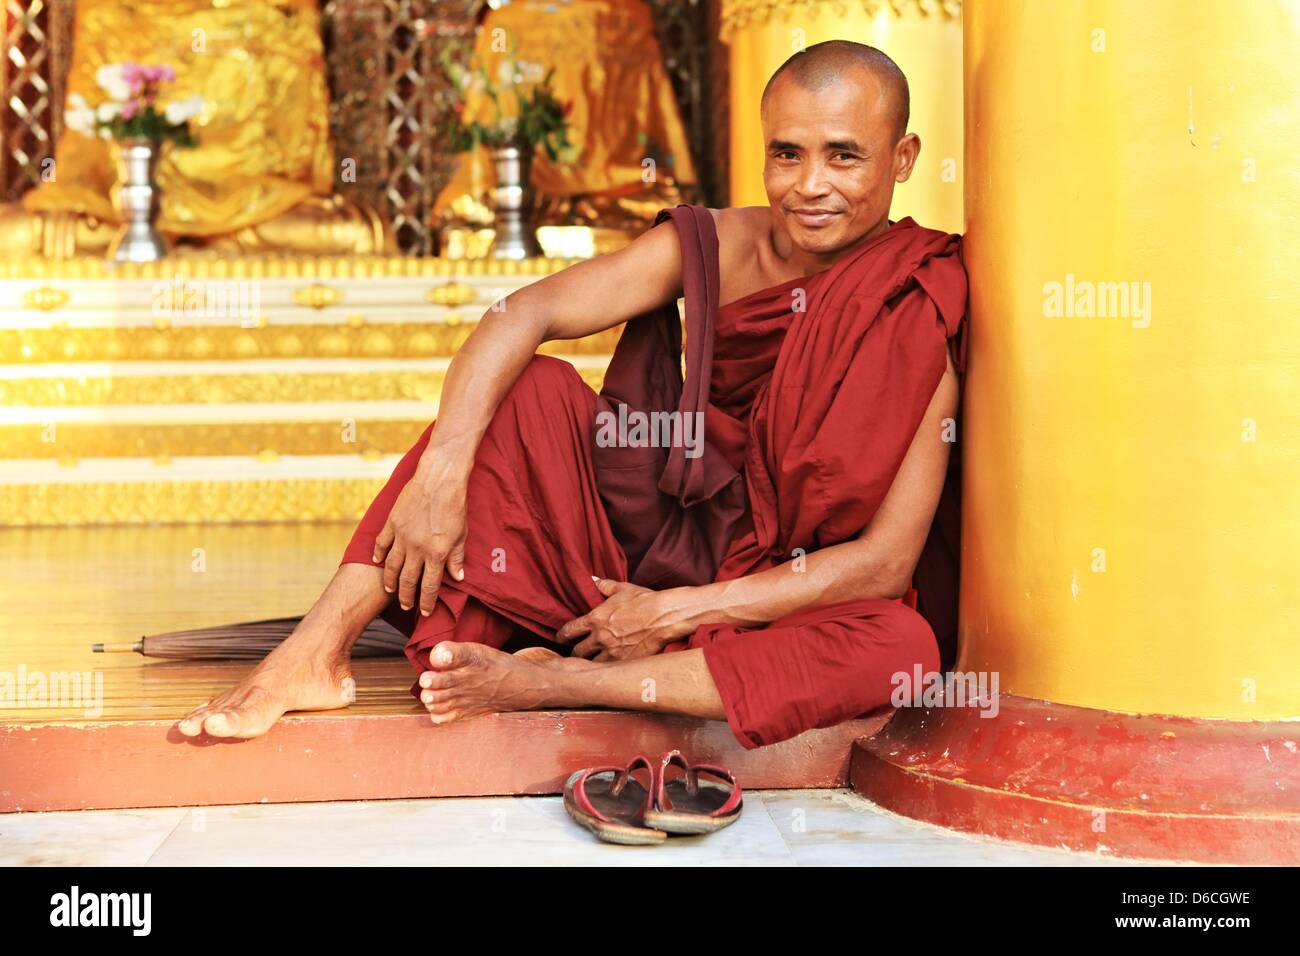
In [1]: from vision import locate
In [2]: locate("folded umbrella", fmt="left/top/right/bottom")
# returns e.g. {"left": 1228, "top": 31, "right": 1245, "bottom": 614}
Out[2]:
{"left": 91, "top": 615, "right": 407, "bottom": 660}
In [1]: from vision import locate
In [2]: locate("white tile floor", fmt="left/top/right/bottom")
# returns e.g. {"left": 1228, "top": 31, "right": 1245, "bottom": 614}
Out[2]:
{"left": 0, "top": 789, "right": 1168, "bottom": 866}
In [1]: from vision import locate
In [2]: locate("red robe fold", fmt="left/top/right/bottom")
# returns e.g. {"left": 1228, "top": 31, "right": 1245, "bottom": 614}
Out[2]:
{"left": 339, "top": 203, "right": 967, "bottom": 748}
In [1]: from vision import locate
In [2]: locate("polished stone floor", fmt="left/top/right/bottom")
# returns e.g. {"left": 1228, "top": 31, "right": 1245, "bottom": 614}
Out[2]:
{"left": 0, "top": 788, "right": 1166, "bottom": 867}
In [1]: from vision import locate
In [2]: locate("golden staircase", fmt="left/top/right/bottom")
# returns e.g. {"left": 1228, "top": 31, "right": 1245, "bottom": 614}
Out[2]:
{"left": 0, "top": 254, "right": 620, "bottom": 527}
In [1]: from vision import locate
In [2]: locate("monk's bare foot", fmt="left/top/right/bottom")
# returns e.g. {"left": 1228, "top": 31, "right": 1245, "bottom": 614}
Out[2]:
{"left": 512, "top": 646, "right": 599, "bottom": 670}
{"left": 417, "top": 642, "right": 565, "bottom": 723}
{"left": 176, "top": 632, "right": 354, "bottom": 739}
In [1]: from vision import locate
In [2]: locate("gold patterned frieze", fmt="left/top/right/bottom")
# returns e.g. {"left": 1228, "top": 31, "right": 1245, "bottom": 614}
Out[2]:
{"left": 0, "top": 362, "right": 609, "bottom": 406}
{"left": 425, "top": 282, "right": 479, "bottom": 308}
{"left": 21, "top": 287, "right": 71, "bottom": 312}
{"left": 0, "top": 255, "right": 581, "bottom": 282}
{"left": 291, "top": 284, "right": 345, "bottom": 310}
{"left": 0, "top": 420, "right": 441, "bottom": 460}
{"left": 0, "top": 477, "right": 390, "bottom": 527}
{"left": 719, "top": 0, "right": 962, "bottom": 41}
{"left": 0, "top": 323, "right": 625, "bottom": 364}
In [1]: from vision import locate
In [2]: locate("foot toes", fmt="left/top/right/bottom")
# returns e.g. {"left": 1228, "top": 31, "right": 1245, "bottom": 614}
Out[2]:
{"left": 203, "top": 710, "right": 238, "bottom": 737}
{"left": 177, "top": 708, "right": 210, "bottom": 737}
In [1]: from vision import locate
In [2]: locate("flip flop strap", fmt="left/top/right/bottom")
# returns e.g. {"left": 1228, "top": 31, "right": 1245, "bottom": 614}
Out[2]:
{"left": 575, "top": 755, "right": 656, "bottom": 821}
{"left": 655, "top": 750, "right": 692, "bottom": 811}
{"left": 688, "top": 763, "right": 744, "bottom": 817}
{"left": 656, "top": 751, "right": 742, "bottom": 817}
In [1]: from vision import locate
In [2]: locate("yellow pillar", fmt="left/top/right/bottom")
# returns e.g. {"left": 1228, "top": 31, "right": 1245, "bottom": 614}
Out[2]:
{"left": 722, "top": 0, "right": 963, "bottom": 233}
{"left": 963, "top": 0, "right": 1300, "bottom": 720}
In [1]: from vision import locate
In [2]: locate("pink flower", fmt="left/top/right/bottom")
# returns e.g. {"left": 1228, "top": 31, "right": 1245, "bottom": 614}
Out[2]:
{"left": 120, "top": 99, "right": 139, "bottom": 120}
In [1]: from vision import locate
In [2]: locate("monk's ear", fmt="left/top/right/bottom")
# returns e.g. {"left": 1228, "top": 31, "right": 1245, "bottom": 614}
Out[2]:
{"left": 893, "top": 132, "right": 921, "bottom": 184}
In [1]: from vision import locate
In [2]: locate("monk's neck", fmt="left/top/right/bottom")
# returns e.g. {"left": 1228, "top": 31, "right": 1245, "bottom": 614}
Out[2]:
{"left": 767, "top": 215, "right": 892, "bottom": 277}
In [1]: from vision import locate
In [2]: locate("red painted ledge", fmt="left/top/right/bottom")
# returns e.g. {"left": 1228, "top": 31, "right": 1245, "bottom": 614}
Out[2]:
{"left": 0, "top": 708, "right": 889, "bottom": 813}
{"left": 850, "top": 694, "right": 1300, "bottom": 865}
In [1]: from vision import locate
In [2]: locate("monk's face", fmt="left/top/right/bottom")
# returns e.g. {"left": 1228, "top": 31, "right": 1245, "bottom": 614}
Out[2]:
{"left": 761, "top": 68, "right": 920, "bottom": 256}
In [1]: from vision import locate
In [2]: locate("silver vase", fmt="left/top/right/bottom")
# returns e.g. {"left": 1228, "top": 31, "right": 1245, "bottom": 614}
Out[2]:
{"left": 107, "top": 136, "right": 168, "bottom": 262}
{"left": 488, "top": 141, "right": 541, "bottom": 260}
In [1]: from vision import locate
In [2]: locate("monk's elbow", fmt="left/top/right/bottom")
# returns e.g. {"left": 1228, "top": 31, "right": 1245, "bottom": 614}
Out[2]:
{"left": 874, "top": 557, "right": 917, "bottom": 601}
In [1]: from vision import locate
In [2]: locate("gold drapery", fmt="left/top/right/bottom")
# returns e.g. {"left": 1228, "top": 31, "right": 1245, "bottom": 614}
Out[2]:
{"left": 23, "top": 0, "right": 336, "bottom": 237}
{"left": 434, "top": 0, "right": 698, "bottom": 228}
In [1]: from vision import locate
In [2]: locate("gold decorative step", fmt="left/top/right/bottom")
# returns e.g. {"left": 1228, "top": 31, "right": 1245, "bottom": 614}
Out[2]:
{"left": 0, "top": 319, "right": 624, "bottom": 363}
{"left": 0, "top": 454, "right": 400, "bottom": 527}
{"left": 0, "top": 356, "right": 609, "bottom": 406}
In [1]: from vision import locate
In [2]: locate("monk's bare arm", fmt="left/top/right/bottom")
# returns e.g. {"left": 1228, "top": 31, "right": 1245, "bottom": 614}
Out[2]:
{"left": 375, "top": 219, "right": 685, "bottom": 615}
{"left": 417, "top": 219, "right": 685, "bottom": 477}
{"left": 661, "top": 350, "right": 960, "bottom": 632}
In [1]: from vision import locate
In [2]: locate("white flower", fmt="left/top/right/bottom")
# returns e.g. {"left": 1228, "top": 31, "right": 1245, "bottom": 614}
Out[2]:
{"left": 164, "top": 94, "right": 205, "bottom": 125}
{"left": 95, "top": 101, "right": 122, "bottom": 124}
{"left": 95, "top": 64, "right": 131, "bottom": 102}
{"left": 65, "top": 93, "right": 97, "bottom": 137}
{"left": 517, "top": 60, "right": 545, "bottom": 84}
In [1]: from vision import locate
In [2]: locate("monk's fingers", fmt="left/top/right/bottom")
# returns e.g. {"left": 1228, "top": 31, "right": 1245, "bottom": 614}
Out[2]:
{"left": 418, "top": 558, "right": 444, "bottom": 617}
{"left": 554, "top": 615, "right": 592, "bottom": 643}
{"left": 373, "top": 521, "right": 396, "bottom": 563}
{"left": 381, "top": 543, "right": 407, "bottom": 596}
{"left": 445, "top": 533, "right": 466, "bottom": 584}
{"left": 571, "top": 634, "right": 606, "bottom": 659}
{"left": 593, "top": 577, "right": 636, "bottom": 598}
{"left": 397, "top": 552, "right": 425, "bottom": 610}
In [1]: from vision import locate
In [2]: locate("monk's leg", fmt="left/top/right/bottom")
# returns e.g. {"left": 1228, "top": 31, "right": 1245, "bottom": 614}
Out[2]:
{"left": 177, "top": 561, "right": 390, "bottom": 738}
{"left": 689, "top": 599, "right": 942, "bottom": 748}
{"left": 174, "top": 413, "right": 452, "bottom": 739}
{"left": 413, "top": 642, "right": 726, "bottom": 724}
{"left": 411, "top": 598, "right": 939, "bottom": 750}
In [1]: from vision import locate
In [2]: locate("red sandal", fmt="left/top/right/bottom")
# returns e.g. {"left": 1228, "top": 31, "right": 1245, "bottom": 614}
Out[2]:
{"left": 563, "top": 755, "right": 668, "bottom": 845}
{"left": 643, "top": 749, "right": 744, "bottom": 834}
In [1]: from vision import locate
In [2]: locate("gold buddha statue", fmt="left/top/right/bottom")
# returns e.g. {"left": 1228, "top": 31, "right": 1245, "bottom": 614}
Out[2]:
{"left": 435, "top": 0, "right": 698, "bottom": 236}
{"left": 2, "top": 0, "right": 391, "bottom": 258}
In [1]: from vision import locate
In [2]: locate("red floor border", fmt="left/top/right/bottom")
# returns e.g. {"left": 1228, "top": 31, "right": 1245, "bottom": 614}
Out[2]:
{"left": 1, "top": 709, "right": 888, "bottom": 812}
{"left": 850, "top": 694, "right": 1300, "bottom": 864}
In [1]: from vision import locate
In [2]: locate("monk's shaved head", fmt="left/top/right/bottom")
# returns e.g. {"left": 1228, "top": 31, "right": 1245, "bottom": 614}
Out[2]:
{"left": 761, "top": 40, "right": 910, "bottom": 143}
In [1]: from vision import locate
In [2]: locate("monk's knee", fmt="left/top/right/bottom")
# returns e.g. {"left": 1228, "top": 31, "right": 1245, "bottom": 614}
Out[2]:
{"left": 873, "top": 601, "right": 942, "bottom": 674}
{"left": 495, "top": 355, "right": 590, "bottom": 415}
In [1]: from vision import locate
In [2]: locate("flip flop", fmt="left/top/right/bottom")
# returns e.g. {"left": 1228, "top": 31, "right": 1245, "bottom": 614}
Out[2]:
{"left": 563, "top": 755, "right": 668, "bottom": 845}
{"left": 643, "top": 749, "right": 743, "bottom": 835}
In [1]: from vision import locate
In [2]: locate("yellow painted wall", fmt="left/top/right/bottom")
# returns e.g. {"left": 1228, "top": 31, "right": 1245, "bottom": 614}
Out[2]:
{"left": 726, "top": 2, "right": 963, "bottom": 233}
{"left": 962, "top": 0, "right": 1300, "bottom": 719}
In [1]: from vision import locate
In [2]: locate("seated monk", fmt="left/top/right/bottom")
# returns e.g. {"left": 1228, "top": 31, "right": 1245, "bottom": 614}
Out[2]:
{"left": 177, "top": 40, "right": 968, "bottom": 750}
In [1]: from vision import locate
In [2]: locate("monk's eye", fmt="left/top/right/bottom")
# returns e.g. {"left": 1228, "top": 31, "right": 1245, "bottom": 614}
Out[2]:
{"left": 833, "top": 152, "right": 857, "bottom": 162}
{"left": 774, "top": 150, "right": 797, "bottom": 160}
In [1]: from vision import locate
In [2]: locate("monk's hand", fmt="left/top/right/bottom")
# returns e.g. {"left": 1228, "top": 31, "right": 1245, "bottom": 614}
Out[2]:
{"left": 555, "top": 578, "right": 685, "bottom": 662}
{"left": 372, "top": 468, "right": 468, "bottom": 617}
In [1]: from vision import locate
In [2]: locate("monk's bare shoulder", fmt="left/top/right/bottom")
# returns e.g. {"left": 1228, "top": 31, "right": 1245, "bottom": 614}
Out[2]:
{"left": 708, "top": 206, "right": 773, "bottom": 305}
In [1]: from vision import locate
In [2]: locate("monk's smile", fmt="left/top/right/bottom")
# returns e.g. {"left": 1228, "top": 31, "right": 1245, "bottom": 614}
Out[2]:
{"left": 790, "top": 207, "right": 841, "bottom": 229}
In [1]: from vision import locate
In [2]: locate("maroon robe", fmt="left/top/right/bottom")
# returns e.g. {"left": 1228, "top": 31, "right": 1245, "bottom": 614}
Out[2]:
{"left": 339, "top": 203, "right": 967, "bottom": 748}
